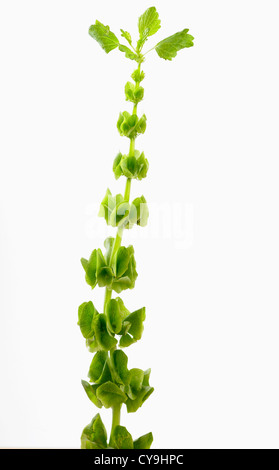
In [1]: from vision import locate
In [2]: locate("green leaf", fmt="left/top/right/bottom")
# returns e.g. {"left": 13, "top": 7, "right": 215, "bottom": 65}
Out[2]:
{"left": 138, "top": 7, "right": 161, "bottom": 40}
{"left": 120, "top": 29, "right": 132, "bottom": 46}
{"left": 81, "top": 413, "right": 107, "bottom": 449}
{"left": 134, "top": 432, "right": 153, "bottom": 449}
{"left": 119, "top": 44, "right": 137, "bottom": 61}
{"left": 78, "top": 301, "right": 98, "bottom": 338}
{"left": 88, "top": 351, "right": 111, "bottom": 384}
{"left": 155, "top": 29, "right": 194, "bottom": 60}
{"left": 110, "top": 425, "right": 133, "bottom": 449}
{"left": 96, "top": 381, "right": 127, "bottom": 408}
{"left": 81, "top": 380, "right": 103, "bottom": 409}
{"left": 89, "top": 20, "right": 119, "bottom": 53}
{"left": 93, "top": 314, "right": 118, "bottom": 351}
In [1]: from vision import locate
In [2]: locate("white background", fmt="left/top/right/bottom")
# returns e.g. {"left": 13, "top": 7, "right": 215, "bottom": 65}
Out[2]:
{"left": 0, "top": 0, "right": 279, "bottom": 449}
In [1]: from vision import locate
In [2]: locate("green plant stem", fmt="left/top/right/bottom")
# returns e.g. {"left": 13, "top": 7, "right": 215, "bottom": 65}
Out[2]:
{"left": 143, "top": 45, "right": 156, "bottom": 56}
{"left": 103, "top": 287, "right": 112, "bottom": 310}
{"left": 109, "top": 403, "right": 122, "bottom": 444}
{"left": 124, "top": 177, "right": 131, "bottom": 201}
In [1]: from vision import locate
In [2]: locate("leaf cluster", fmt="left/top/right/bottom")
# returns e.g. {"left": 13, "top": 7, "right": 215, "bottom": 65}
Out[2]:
{"left": 81, "top": 238, "right": 138, "bottom": 292}
{"left": 80, "top": 347, "right": 153, "bottom": 413}
{"left": 113, "top": 151, "right": 149, "bottom": 181}
{"left": 89, "top": 6, "right": 194, "bottom": 62}
{"left": 99, "top": 189, "right": 148, "bottom": 229}
{"left": 117, "top": 111, "right": 147, "bottom": 139}
{"left": 81, "top": 413, "right": 153, "bottom": 449}
{"left": 78, "top": 297, "right": 146, "bottom": 350}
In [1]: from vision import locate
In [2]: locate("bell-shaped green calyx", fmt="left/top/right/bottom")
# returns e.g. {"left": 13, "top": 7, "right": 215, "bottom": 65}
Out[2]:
{"left": 78, "top": 301, "right": 98, "bottom": 338}
{"left": 110, "top": 425, "right": 134, "bottom": 449}
{"left": 88, "top": 351, "right": 112, "bottom": 384}
{"left": 113, "top": 150, "right": 149, "bottom": 181}
{"left": 125, "top": 368, "right": 154, "bottom": 413}
{"left": 130, "top": 195, "right": 149, "bottom": 227}
{"left": 81, "top": 380, "right": 103, "bottom": 409}
{"left": 99, "top": 188, "right": 149, "bottom": 229}
{"left": 81, "top": 413, "right": 108, "bottom": 449}
{"left": 119, "top": 306, "right": 146, "bottom": 347}
{"left": 125, "top": 81, "right": 144, "bottom": 104}
{"left": 133, "top": 432, "right": 153, "bottom": 449}
{"left": 96, "top": 381, "right": 127, "bottom": 409}
{"left": 117, "top": 111, "right": 147, "bottom": 139}
{"left": 81, "top": 242, "right": 138, "bottom": 293}
{"left": 110, "top": 349, "right": 153, "bottom": 413}
{"left": 78, "top": 302, "right": 117, "bottom": 352}
{"left": 106, "top": 297, "right": 130, "bottom": 334}
{"left": 110, "top": 349, "right": 130, "bottom": 385}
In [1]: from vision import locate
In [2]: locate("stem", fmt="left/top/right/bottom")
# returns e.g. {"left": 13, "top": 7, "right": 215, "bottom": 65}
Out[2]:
{"left": 110, "top": 227, "right": 123, "bottom": 263}
{"left": 124, "top": 177, "right": 131, "bottom": 201}
{"left": 103, "top": 287, "right": 112, "bottom": 312}
{"left": 109, "top": 403, "right": 122, "bottom": 443}
{"left": 143, "top": 45, "right": 156, "bottom": 56}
